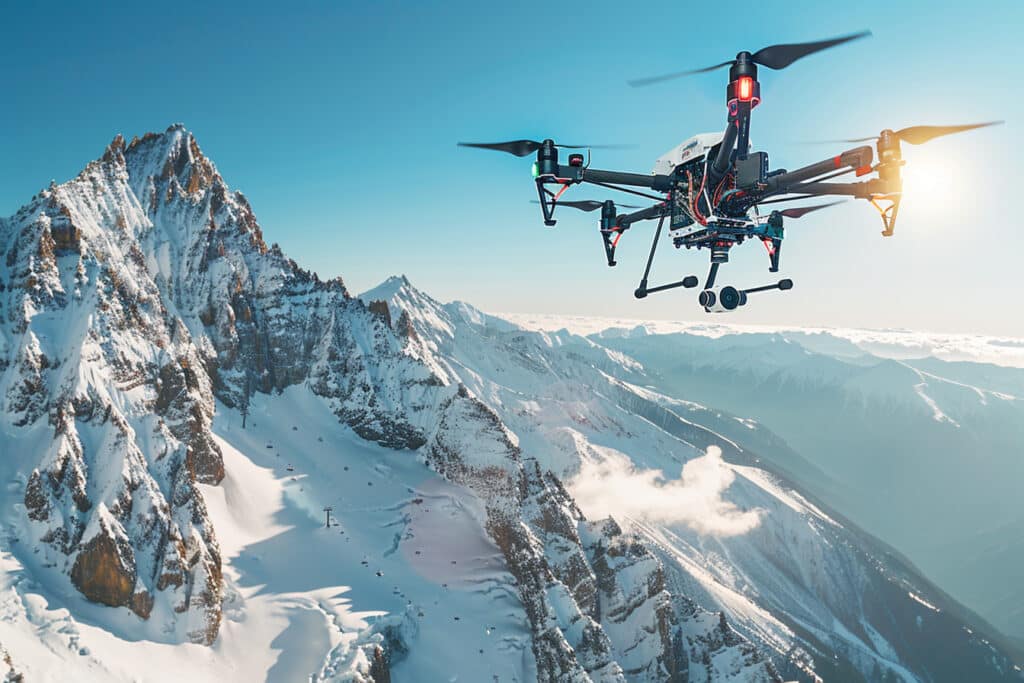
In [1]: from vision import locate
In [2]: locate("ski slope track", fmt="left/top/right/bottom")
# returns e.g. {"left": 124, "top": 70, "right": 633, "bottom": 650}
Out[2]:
{"left": 0, "top": 125, "right": 1020, "bottom": 682}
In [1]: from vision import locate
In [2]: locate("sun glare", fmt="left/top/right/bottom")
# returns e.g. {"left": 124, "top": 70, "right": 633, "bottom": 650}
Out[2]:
{"left": 899, "top": 151, "right": 957, "bottom": 216}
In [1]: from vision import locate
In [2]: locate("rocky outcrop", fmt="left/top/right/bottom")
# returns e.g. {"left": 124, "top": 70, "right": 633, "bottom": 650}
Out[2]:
{"left": 70, "top": 515, "right": 136, "bottom": 610}
{"left": 426, "top": 394, "right": 620, "bottom": 681}
{"left": 154, "top": 356, "right": 224, "bottom": 485}
{"left": 366, "top": 299, "right": 392, "bottom": 328}
{"left": 366, "top": 645, "right": 392, "bottom": 683}
{"left": 0, "top": 644, "right": 24, "bottom": 683}
{"left": 581, "top": 519, "right": 682, "bottom": 681}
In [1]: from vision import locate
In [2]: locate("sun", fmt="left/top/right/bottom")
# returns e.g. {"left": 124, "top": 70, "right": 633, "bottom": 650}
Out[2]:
{"left": 899, "top": 149, "right": 957, "bottom": 215}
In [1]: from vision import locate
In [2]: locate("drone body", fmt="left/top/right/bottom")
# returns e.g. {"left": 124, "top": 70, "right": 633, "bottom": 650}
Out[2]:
{"left": 652, "top": 132, "right": 740, "bottom": 176}
{"left": 459, "top": 31, "right": 1001, "bottom": 313}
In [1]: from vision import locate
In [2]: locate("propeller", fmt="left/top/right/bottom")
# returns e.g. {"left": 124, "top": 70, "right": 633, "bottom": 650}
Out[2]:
{"left": 457, "top": 140, "right": 631, "bottom": 157}
{"left": 820, "top": 121, "right": 1004, "bottom": 146}
{"left": 531, "top": 200, "right": 642, "bottom": 212}
{"left": 628, "top": 31, "right": 870, "bottom": 87}
{"left": 776, "top": 201, "right": 845, "bottom": 219}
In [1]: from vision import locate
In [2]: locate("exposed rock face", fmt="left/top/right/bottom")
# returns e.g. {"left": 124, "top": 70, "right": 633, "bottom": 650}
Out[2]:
{"left": 427, "top": 399, "right": 624, "bottom": 682}
{"left": 0, "top": 643, "right": 24, "bottom": 683}
{"left": 583, "top": 519, "right": 681, "bottom": 680}
{"left": 366, "top": 645, "right": 392, "bottom": 683}
{"left": 70, "top": 514, "right": 136, "bottom": 610}
{"left": 366, "top": 299, "right": 392, "bottom": 328}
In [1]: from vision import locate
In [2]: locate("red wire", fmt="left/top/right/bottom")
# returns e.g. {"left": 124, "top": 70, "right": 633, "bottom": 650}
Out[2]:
{"left": 693, "top": 163, "right": 715, "bottom": 225}
{"left": 686, "top": 171, "right": 704, "bottom": 225}
{"left": 713, "top": 173, "right": 732, "bottom": 207}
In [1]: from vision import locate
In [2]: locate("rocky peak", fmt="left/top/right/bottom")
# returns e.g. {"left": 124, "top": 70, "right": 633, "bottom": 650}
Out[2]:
{"left": 123, "top": 124, "right": 216, "bottom": 189}
{"left": 1, "top": 126, "right": 229, "bottom": 646}
{"left": 360, "top": 275, "right": 415, "bottom": 311}
{"left": 101, "top": 133, "right": 126, "bottom": 166}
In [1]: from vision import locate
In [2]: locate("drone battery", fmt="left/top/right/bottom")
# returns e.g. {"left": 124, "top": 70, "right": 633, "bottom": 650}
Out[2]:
{"left": 735, "top": 152, "right": 769, "bottom": 189}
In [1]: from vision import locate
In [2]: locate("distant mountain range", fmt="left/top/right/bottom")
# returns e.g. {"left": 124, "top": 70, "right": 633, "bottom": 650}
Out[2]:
{"left": 0, "top": 125, "right": 1020, "bottom": 682}
{"left": 505, "top": 314, "right": 1024, "bottom": 645}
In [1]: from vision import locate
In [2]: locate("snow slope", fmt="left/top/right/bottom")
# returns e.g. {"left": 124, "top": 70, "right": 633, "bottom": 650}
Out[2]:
{"left": 0, "top": 387, "right": 533, "bottom": 681}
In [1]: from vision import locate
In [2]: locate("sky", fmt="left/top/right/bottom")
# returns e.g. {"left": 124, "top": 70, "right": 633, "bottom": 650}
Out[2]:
{"left": 2, "top": 0, "right": 1022, "bottom": 336}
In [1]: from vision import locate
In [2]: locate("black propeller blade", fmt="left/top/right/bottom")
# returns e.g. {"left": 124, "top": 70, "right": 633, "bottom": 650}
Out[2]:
{"left": 531, "top": 200, "right": 641, "bottom": 212}
{"left": 777, "top": 201, "right": 845, "bottom": 219}
{"left": 820, "top": 121, "right": 1004, "bottom": 145}
{"left": 751, "top": 32, "right": 871, "bottom": 70}
{"left": 628, "top": 31, "right": 870, "bottom": 87}
{"left": 458, "top": 140, "right": 631, "bottom": 157}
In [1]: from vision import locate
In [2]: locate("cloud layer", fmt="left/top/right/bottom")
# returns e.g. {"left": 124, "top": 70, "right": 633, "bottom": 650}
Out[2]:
{"left": 567, "top": 446, "right": 763, "bottom": 537}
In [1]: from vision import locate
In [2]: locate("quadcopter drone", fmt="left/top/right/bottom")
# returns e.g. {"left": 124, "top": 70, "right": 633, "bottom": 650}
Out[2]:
{"left": 459, "top": 32, "right": 1001, "bottom": 312}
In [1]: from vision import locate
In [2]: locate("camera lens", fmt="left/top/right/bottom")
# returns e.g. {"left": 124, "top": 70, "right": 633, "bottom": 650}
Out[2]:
{"left": 719, "top": 286, "right": 741, "bottom": 310}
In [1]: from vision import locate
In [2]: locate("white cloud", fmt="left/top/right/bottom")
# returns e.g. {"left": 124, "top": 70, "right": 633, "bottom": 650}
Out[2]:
{"left": 567, "top": 446, "right": 763, "bottom": 537}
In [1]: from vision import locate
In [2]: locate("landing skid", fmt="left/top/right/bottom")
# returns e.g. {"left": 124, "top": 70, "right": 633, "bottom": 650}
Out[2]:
{"left": 629, "top": 214, "right": 793, "bottom": 312}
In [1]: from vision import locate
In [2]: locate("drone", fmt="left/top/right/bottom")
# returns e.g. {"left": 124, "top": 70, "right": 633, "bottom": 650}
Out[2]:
{"left": 459, "top": 32, "right": 1001, "bottom": 312}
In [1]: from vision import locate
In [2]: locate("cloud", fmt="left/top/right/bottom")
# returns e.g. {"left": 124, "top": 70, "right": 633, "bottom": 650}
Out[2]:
{"left": 567, "top": 446, "right": 763, "bottom": 537}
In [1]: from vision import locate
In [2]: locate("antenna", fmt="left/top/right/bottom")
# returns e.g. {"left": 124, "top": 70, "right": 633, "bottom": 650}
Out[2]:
{"left": 323, "top": 506, "right": 334, "bottom": 528}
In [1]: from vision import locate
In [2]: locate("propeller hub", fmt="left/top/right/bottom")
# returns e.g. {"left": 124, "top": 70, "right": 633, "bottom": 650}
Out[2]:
{"left": 877, "top": 129, "right": 901, "bottom": 161}
{"left": 876, "top": 129, "right": 902, "bottom": 186}
{"left": 729, "top": 52, "right": 758, "bottom": 82}
{"left": 537, "top": 139, "right": 559, "bottom": 176}
{"left": 600, "top": 201, "right": 617, "bottom": 231}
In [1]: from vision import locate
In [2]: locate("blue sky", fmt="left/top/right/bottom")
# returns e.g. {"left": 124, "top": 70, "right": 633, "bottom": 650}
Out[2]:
{"left": 2, "top": 0, "right": 1021, "bottom": 335}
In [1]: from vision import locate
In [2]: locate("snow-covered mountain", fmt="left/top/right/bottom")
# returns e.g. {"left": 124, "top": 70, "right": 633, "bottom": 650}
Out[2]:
{"left": 500, "top": 315, "right": 1024, "bottom": 369}
{"left": 0, "top": 125, "right": 1020, "bottom": 681}
{"left": 363, "top": 277, "right": 1024, "bottom": 682}
{"left": 573, "top": 324, "right": 1024, "bottom": 643}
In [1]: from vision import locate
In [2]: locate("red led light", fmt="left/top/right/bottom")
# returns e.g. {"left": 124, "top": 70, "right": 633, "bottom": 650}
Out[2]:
{"left": 737, "top": 76, "right": 754, "bottom": 102}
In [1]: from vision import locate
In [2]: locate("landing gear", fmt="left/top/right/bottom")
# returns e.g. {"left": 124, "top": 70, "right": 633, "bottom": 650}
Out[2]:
{"left": 743, "top": 278, "right": 793, "bottom": 295}
{"left": 632, "top": 214, "right": 701, "bottom": 299}
{"left": 626, "top": 216, "right": 794, "bottom": 313}
{"left": 635, "top": 276, "right": 699, "bottom": 299}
